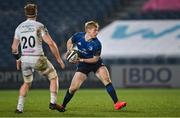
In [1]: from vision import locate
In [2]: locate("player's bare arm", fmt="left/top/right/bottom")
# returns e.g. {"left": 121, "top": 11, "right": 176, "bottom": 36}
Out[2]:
{"left": 42, "top": 33, "right": 65, "bottom": 69}
{"left": 79, "top": 48, "right": 101, "bottom": 63}
{"left": 65, "top": 38, "right": 75, "bottom": 59}
{"left": 11, "top": 38, "right": 21, "bottom": 70}
{"left": 79, "top": 56, "right": 99, "bottom": 63}
{"left": 66, "top": 38, "right": 74, "bottom": 51}
{"left": 11, "top": 38, "right": 20, "bottom": 56}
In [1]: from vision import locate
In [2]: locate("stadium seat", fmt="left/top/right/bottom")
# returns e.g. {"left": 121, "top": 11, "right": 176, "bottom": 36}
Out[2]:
{"left": 0, "top": 0, "right": 120, "bottom": 68}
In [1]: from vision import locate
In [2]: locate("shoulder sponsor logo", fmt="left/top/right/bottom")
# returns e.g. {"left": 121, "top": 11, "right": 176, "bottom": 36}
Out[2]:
{"left": 77, "top": 42, "right": 81, "bottom": 46}
{"left": 88, "top": 46, "right": 93, "bottom": 51}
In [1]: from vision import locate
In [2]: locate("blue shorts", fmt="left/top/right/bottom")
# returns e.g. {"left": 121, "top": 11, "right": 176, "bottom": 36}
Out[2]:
{"left": 76, "top": 59, "right": 104, "bottom": 75}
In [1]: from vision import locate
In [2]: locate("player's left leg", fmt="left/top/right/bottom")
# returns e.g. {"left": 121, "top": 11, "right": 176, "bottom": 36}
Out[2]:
{"left": 95, "top": 66, "right": 126, "bottom": 110}
{"left": 38, "top": 59, "right": 61, "bottom": 111}
{"left": 59, "top": 72, "right": 87, "bottom": 112}
{"left": 49, "top": 76, "right": 59, "bottom": 110}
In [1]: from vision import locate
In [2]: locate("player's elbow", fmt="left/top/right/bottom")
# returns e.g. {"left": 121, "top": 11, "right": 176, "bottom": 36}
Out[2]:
{"left": 11, "top": 46, "right": 17, "bottom": 54}
{"left": 92, "top": 57, "right": 99, "bottom": 63}
{"left": 94, "top": 58, "right": 99, "bottom": 63}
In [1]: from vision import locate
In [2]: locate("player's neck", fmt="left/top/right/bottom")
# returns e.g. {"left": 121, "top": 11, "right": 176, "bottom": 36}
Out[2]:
{"left": 85, "top": 33, "right": 93, "bottom": 41}
{"left": 27, "top": 17, "right": 36, "bottom": 21}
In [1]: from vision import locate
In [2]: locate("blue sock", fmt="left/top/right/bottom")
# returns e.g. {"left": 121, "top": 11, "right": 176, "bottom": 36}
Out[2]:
{"left": 106, "top": 83, "right": 118, "bottom": 103}
{"left": 62, "top": 90, "right": 74, "bottom": 108}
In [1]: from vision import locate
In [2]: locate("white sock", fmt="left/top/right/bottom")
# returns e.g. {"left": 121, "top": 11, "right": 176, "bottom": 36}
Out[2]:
{"left": 50, "top": 92, "right": 57, "bottom": 104}
{"left": 17, "top": 96, "right": 24, "bottom": 111}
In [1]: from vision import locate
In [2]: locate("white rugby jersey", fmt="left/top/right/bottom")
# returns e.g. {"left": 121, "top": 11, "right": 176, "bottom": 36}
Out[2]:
{"left": 14, "top": 19, "right": 48, "bottom": 56}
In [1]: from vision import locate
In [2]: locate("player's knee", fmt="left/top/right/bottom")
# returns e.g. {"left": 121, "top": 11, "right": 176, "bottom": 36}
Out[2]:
{"left": 103, "top": 77, "right": 111, "bottom": 82}
{"left": 23, "top": 82, "right": 32, "bottom": 87}
{"left": 23, "top": 74, "right": 33, "bottom": 83}
{"left": 50, "top": 76, "right": 58, "bottom": 81}
{"left": 48, "top": 71, "right": 58, "bottom": 81}
{"left": 69, "top": 87, "right": 78, "bottom": 93}
{"left": 24, "top": 79, "right": 33, "bottom": 84}
{"left": 102, "top": 77, "right": 111, "bottom": 85}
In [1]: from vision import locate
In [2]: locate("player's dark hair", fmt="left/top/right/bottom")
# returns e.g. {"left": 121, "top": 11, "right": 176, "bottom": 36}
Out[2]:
{"left": 24, "top": 4, "right": 37, "bottom": 18}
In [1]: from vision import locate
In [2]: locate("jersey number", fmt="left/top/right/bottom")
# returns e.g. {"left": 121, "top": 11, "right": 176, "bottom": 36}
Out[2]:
{"left": 21, "top": 36, "right": 35, "bottom": 49}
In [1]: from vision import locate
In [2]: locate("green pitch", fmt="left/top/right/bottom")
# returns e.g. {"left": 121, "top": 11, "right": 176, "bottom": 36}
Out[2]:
{"left": 0, "top": 89, "right": 180, "bottom": 117}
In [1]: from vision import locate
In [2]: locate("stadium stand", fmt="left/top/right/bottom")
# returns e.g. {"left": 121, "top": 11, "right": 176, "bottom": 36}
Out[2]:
{"left": 142, "top": 0, "right": 180, "bottom": 11}
{"left": 0, "top": 0, "right": 180, "bottom": 68}
{"left": 107, "top": 0, "right": 180, "bottom": 20}
{"left": 0, "top": 0, "right": 122, "bottom": 69}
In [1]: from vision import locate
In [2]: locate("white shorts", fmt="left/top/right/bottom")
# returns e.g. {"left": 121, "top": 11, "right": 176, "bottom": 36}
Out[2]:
{"left": 21, "top": 56, "right": 58, "bottom": 83}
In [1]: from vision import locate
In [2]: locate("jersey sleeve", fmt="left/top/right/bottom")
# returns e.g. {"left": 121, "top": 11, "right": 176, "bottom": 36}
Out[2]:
{"left": 40, "top": 25, "right": 48, "bottom": 37}
{"left": 71, "top": 32, "right": 80, "bottom": 43}
{"left": 14, "top": 27, "right": 20, "bottom": 40}
{"left": 93, "top": 41, "right": 102, "bottom": 56}
{"left": 93, "top": 48, "right": 101, "bottom": 56}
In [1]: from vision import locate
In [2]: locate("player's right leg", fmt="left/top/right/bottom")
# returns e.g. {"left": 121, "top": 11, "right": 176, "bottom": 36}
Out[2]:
{"left": 15, "top": 61, "right": 34, "bottom": 113}
{"left": 59, "top": 72, "right": 87, "bottom": 112}
{"left": 15, "top": 74, "right": 33, "bottom": 113}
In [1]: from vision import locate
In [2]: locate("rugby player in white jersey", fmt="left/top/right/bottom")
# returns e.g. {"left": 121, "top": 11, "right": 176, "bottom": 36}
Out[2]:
{"left": 11, "top": 4, "right": 65, "bottom": 113}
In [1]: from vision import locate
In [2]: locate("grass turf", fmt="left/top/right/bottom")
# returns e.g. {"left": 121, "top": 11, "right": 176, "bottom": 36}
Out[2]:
{"left": 0, "top": 89, "right": 180, "bottom": 117}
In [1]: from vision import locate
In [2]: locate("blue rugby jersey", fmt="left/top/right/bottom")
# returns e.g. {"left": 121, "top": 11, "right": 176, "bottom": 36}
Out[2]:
{"left": 71, "top": 32, "right": 102, "bottom": 59}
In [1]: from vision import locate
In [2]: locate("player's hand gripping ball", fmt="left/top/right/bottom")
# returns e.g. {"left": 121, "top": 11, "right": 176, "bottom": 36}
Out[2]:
{"left": 66, "top": 50, "right": 79, "bottom": 63}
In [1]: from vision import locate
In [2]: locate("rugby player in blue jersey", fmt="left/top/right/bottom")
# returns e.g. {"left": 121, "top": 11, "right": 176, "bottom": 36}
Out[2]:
{"left": 58, "top": 21, "right": 126, "bottom": 112}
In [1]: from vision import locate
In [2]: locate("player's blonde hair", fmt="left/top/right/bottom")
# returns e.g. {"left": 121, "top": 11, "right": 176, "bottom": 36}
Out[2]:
{"left": 85, "top": 21, "right": 99, "bottom": 31}
{"left": 24, "top": 4, "right": 37, "bottom": 18}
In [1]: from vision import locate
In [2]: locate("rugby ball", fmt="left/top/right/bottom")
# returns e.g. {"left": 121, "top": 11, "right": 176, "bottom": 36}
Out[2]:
{"left": 66, "top": 50, "right": 79, "bottom": 63}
